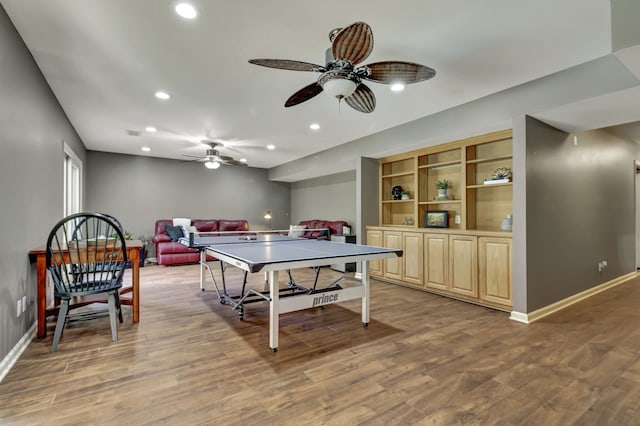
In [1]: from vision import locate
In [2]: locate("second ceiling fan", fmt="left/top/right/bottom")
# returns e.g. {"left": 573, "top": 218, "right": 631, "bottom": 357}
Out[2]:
{"left": 249, "top": 21, "right": 436, "bottom": 113}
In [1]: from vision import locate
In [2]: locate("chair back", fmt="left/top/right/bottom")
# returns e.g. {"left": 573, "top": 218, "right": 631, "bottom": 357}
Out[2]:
{"left": 46, "top": 213, "right": 128, "bottom": 298}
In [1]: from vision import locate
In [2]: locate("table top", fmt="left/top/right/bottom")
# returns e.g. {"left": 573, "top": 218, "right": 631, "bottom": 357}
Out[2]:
{"left": 181, "top": 235, "right": 401, "bottom": 273}
{"left": 30, "top": 239, "right": 144, "bottom": 255}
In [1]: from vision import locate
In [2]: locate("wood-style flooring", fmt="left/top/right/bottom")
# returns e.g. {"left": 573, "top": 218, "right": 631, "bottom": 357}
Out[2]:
{"left": 2, "top": 264, "right": 640, "bottom": 425}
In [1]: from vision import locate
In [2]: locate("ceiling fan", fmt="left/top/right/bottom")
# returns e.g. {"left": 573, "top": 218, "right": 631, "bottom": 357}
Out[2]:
{"left": 249, "top": 21, "right": 435, "bottom": 113}
{"left": 183, "top": 141, "right": 248, "bottom": 169}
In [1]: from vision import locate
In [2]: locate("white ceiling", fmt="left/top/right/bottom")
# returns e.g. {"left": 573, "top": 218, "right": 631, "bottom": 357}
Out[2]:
{"left": 1, "top": 0, "right": 623, "bottom": 169}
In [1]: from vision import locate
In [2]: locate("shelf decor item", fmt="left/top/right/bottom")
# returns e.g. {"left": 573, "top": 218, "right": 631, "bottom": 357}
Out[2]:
{"left": 500, "top": 214, "right": 513, "bottom": 231}
{"left": 401, "top": 191, "right": 410, "bottom": 200}
{"left": 424, "top": 210, "right": 449, "bottom": 228}
{"left": 435, "top": 179, "right": 450, "bottom": 200}
{"left": 484, "top": 167, "right": 512, "bottom": 184}
{"left": 392, "top": 185, "right": 403, "bottom": 200}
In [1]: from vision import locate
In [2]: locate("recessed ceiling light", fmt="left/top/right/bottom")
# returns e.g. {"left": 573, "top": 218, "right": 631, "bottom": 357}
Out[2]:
{"left": 240, "top": 158, "right": 248, "bottom": 163}
{"left": 141, "top": 146, "right": 151, "bottom": 152}
{"left": 309, "top": 123, "right": 320, "bottom": 130}
{"left": 155, "top": 91, "right": 170, "bottom": 100}
{"left": 390, "top": 83, "right": 405, "bottom": 92}
{"left": 267, "top": 144, "right": 275, "bottom": 150}
{"left": 175, "top": 3, "right": 197, "bottom": 19}
{"left": 145, "top": 126, "right": 157, "bottom": 132}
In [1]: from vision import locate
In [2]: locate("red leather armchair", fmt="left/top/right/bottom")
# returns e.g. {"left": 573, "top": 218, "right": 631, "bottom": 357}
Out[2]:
{"left": 152, "top": 219, "right": 249, "bottom": 265}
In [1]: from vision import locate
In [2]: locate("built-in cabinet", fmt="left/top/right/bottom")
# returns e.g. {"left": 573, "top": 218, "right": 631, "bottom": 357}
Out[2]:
{"left": 368, "top": 129, "right": 513, "bottom": 311}
{"left": 478, "top": 237, "right": 512, "bottom": 306}
{"left": 366, "top": 229, "right": 383, "bottom": 276}
{"left": 448, "top": 235, "right": 478, "bottom": 298}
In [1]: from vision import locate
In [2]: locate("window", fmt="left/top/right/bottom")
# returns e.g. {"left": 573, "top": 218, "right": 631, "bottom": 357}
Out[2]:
{"left": 63, "top": 142, "right": 82, "bottom": 216}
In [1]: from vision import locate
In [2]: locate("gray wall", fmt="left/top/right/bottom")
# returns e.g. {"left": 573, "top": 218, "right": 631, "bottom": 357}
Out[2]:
{"left": 0, "top": 6, "right": 87, "bottom": 363}
{"left": 86, "top": 152, "right": 291, "bottom": 256}
{"left": 357, "top": 157, "right": 379, "bottom": 245}
{"left": 524, "top": 117, "right": 637, "bottom": 311}
{"left": 290, "top": 171, "right": 356, "bottom": 227}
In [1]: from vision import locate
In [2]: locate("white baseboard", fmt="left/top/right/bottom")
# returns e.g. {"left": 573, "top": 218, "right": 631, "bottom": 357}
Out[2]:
{"left": 0, "top": 322, "right": 36, "bottom": 383}
{"left": 509, "top": 311, "right": 530, "bottom": 324}
{"left": 510, "top": 271, "right": 637, "bottom": 324}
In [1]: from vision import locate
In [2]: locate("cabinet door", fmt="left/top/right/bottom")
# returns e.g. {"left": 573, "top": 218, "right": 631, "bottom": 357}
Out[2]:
{"left": 449, "top": 235, "right": 478, "bottom": 297}
{"left": 383, "top": 231, "right": 403, "bottom": 281}
{"left": 402, "top": 232, "right": 423, "bottom": 285}
{"left": 424, "top": 234, "right": 448, "bottom": 291}
{"left": 366, "top": 230, "right": 383, "bottom": 276}
{"left": 479, "top": 237, "right": 512, "bottom": 307}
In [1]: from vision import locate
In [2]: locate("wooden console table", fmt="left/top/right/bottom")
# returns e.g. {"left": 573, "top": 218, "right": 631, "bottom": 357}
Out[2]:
{"left": 29, "top": 240, "right": 143, "bottom": 338}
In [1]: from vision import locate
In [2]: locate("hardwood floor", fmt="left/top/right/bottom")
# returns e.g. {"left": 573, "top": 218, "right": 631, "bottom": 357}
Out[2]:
{"left": 2, "top": 264, "right": 640, "bottom": 425}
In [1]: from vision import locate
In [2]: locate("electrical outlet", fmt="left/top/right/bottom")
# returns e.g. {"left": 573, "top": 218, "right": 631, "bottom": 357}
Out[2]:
{"left": 16, "top": 299, "right": 22, "bottom": 317}
{"left": 21, "top": 296, "right": 27, "bottom": 313}
{"left": 598, "top": 261, "right": 608, "bottom": 272}
{"left": 454, "top": 215, "right": 461, "bottom": 224}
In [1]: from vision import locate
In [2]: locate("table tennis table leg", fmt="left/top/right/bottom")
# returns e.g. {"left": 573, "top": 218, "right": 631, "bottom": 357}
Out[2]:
{"left": 200, "top": 250, "right": 206, "bottom": 291}
{"left": 362, "top": 260, "right": 370, "bottom": 327}
{"left": 269, "top": 270, "right": 279, "bottom": 352}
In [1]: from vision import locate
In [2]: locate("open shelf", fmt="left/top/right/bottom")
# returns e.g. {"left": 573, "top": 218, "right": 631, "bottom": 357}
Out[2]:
{"left": 378, "top": 129, "right": 512, "bottom": 229}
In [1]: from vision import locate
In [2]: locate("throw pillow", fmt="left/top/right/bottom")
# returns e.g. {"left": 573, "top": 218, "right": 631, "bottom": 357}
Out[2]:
{"left": 287, "top": 224, "right": 306, "bottom": 238}
{"left": 172, "top": 217, "right": 191, "bottom": 228}
{"left": 181, "top": 225, "right": 198, "bottom": 237}
{"left": 165, "top": 225, "right": 184, "bottom": 242}
{"left": 317, "top": 228, "right": 330, "bottom": 239}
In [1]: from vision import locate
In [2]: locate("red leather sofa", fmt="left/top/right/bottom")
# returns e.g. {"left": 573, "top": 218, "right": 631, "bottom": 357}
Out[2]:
{"left": 152, "top": 219, "right": 249, "bottom": 265}
{"left": 297, "top": 220, "right": 349, "bottom": 239}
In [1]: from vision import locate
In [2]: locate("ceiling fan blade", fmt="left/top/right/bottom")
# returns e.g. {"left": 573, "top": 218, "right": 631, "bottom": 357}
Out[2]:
{"left": 331, "top": 22, "right": 373, "bottom": 65}
{"left": 223, "top": 160, "right": 248, "bottom": 167}
{"left": 248, "top": 59, "right": 323, "bottom": 72}
{"left": 285, "top": 82, "right": 323, "bottom": 107}
{"left": 345, "top": 83, "right": 375, "bottom": 113}
{"left": 182, "top": 154, "right": 206, "bottom": 159}
{"left": 364, "top": 61, "right": 436, "bottom": 84}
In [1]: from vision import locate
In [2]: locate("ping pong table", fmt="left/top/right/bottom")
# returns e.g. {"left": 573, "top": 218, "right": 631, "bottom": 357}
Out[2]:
{"left": 180, "top": 233, "right": 402, "bottom": 351}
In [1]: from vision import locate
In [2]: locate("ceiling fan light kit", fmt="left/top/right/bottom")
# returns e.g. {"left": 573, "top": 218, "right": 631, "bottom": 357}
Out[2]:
{"left": 249, "top": 21, "right": 435, "bottom": 113}
{"left": 183, "top": 141, "right": 248, "bottom": 170}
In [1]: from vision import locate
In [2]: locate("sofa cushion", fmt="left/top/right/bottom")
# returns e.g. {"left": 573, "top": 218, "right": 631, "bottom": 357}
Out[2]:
{"left": 155, "top": 219, "right": 174, "bottom": 236}
{"left": 299, "top": 220, "right": 318, "bottom": 238}
{"left": 219, "top": 219, "right": 249, "bottom": 233}
{"left": 325, "top": 220, "right": 348, "bottom": 235}
{"left": 152, "top": 233, "right": 171, "bottom": 244}
{"left": 165, "top": 225, "right": 184, "bottom": 242}
{"left": 192, "top": 219, "right": 219, "bottom": 232}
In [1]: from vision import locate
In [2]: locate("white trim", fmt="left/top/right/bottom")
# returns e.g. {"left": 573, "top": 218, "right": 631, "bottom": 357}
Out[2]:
{"left": 63, "top": 141, "right": 83, "bottom": 216}
{"left": 509, "top": 272, "right": 638, "bottom": 324}
{"left": 509, "top": 311, "right": 530, "bottom": 324}
{"left": 0, "top": 323, "right": 36, "bottom": 383}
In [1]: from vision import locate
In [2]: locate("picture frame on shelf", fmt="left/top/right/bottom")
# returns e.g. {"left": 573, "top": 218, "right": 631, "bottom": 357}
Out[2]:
{"left": 424, "top": 210, "right": 449, "bottom": 228}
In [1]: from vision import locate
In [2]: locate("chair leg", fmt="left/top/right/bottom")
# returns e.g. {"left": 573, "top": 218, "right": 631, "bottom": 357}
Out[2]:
{"left": 51, "top": 299, "right": 69, "bottom": 353}
{"left": 107, "top": 292, "right": 118, "bottom": 342}
{"left": 115, "top": 292, "right": 123, "bottom": 323}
